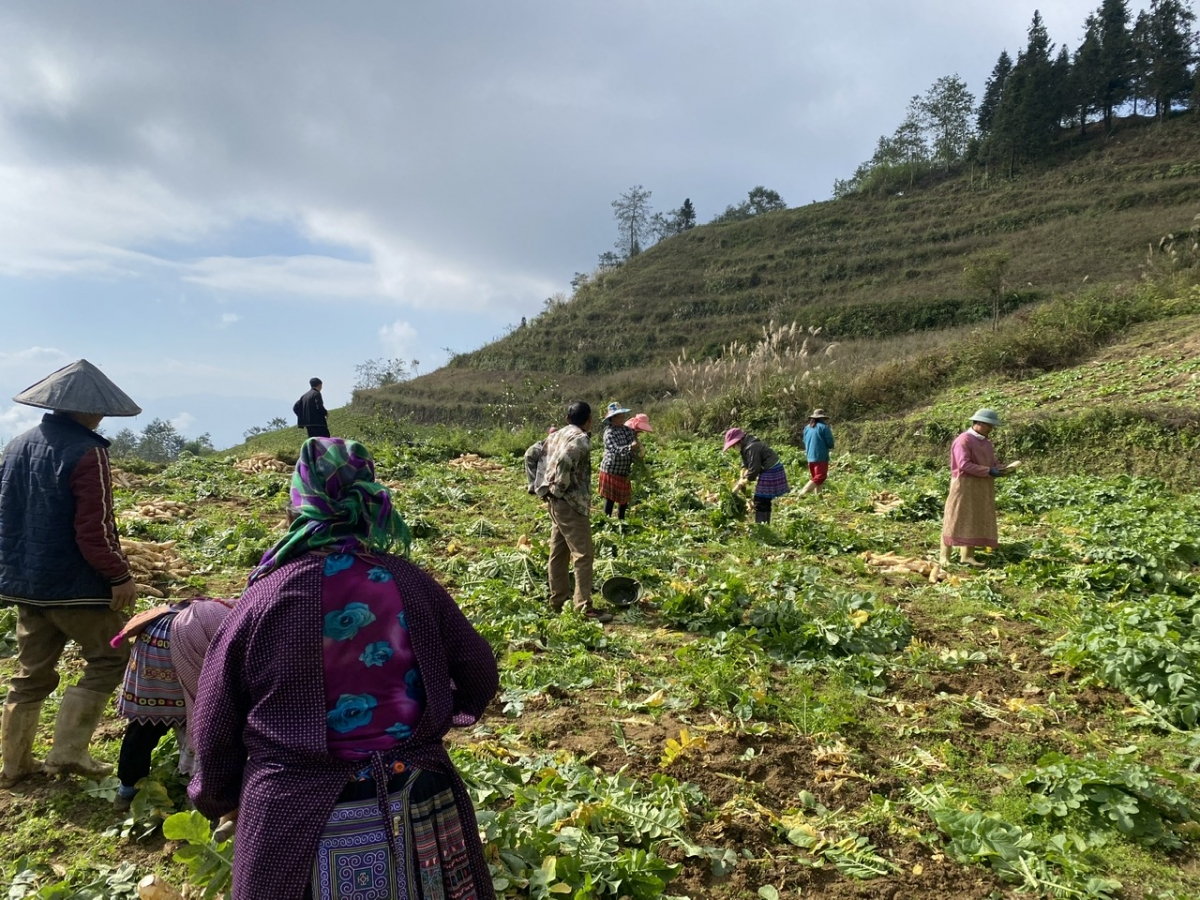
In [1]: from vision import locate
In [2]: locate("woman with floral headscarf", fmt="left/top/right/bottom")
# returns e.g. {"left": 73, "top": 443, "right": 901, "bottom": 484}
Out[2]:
{"left": 189, "top": 437, "right": 498, "bottom": 900}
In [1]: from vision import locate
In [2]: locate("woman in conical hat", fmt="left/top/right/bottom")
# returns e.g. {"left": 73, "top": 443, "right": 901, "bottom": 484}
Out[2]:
{"left": 1, "top": 360, "right": 142, "bottom": 787}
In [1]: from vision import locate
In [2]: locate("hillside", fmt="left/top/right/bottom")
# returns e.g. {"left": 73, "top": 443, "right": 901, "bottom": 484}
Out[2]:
{"left": 355, "top": 115, "right": 1200, "bottom": 427}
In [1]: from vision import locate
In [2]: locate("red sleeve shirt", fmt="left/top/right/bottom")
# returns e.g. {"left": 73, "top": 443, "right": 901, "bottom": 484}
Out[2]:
{"left": 68, "top": 446, "right": 132, "bottom": 585}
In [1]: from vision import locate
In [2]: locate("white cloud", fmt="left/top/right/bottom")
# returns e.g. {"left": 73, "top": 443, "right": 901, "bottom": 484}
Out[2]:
{"left": 183, "top": 254, "right": 383, "bottom": 298}
{"left": 170, "top": 411, "right": 196, "bottom": 433}
{"left": 0, "top": 346, "right": 67, "bottom": 367}
{"left": 379, "top": 320, "right": 417, "bottom": 357}
{"left": 219, "top": 312, "right": 240, "bottom": 327}
{"left": 0, "top": 164, "right": 224, "bottom": 278}
{"left": 0, "top": 403, "right": 45, "bottom": 443}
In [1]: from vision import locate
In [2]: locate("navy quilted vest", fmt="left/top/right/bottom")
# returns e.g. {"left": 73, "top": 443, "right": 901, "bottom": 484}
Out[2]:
{"left": 0, "top": 414, "right": 113, "bottom": 605}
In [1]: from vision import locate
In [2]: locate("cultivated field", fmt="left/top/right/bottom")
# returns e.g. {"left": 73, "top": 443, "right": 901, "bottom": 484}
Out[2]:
{"left": 3, "top": 407, "right": 1199, "bottom": 898}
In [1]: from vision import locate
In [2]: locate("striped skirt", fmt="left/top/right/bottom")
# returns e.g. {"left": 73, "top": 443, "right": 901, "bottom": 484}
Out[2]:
{"left": 754, "top": 462, "right": 790, "bottom": 499}
{"left": 598, "top": 472, "right": 632, "bottom": 506}
{"left": 117, "top": 613, "right": 186, "bottom": 725}
{"left": 309, "top": 765, "right": 479, "bottom": 900}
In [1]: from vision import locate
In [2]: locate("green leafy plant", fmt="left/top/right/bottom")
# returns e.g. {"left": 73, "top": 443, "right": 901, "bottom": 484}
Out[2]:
{"left": 910, "top": 785, "right": 1122, "bottom": 899}
{"left": 1050, "top": 593, "right": 1200, "bottom": 727}
{"left": 5, "top": 857, "right": 140, "bottom": 899}
{"left": 1023, "top": 752, "right": 1199, "bottom": 849}
{"left": 162, "top": 810, "right": 234, "bottom": 899}
{"left": 454, "top": 744, "right": 729, "bottom": 897}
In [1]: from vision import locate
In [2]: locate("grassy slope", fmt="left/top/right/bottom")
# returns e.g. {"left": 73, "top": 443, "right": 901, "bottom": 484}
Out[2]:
{"left": 839, "top": 311, "right": 1200, "bottom": 488}
{"left": 4, "top": 410, "right": 1199, "bottom": 899}
{"left": 359, "top": 116, "right": 1200, "bottom": 426}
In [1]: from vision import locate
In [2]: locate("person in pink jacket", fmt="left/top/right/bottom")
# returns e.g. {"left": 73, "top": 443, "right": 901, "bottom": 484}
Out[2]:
{"left": 939, "top": 409, "right": 1017, "bottom": 567}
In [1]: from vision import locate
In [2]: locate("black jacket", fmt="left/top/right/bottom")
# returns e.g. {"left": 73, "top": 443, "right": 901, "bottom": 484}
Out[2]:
{"left": 0, "top": 414, "right": 124, "bottom": 605}
{"left": 293, "top": 389, "right": 328, "bottom": 428}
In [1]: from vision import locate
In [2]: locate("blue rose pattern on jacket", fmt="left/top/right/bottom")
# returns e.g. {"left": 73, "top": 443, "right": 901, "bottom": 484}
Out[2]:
{"left": 385, "top": 722, "right": 412, "bottom": 741}
{"left": 323, "top": 602, "right": 377, "bottom": 640}
{"left": 359, "top": 641, "right": 394, "bottom": 668}
{"left": 323, "top": 553, "right": 355, "bottom": 576}
{"left": 405, "top": 669, "right": 425, "bottom": 704}
{"left": 326, "top": 694, "right": 377, "bottom": 733}
{"left": 321, "top": 556, "right": 426, "bottom": 754}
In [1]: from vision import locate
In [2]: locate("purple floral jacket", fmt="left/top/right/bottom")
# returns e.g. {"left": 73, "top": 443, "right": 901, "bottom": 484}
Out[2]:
{"left": 188, "top": 552, "right": 499, "bottom": 900}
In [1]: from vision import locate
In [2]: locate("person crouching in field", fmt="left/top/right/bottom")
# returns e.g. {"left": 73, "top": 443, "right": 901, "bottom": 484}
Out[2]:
{"left": 626, "top": 412, "right": 653, "bottom": 436}
{"left": 524, "top": 427, "right": 556, "bottom": 494}
{"left": 598, "top": 402, "right": 641, "bottom": 520}
{"left": 724, "top": 428, "right": 790, "bottom": 524}
{"left": 110, "top": 598, "right": 235, "bottom": 811}
{"left": 799, "top": 409, "right": 834, "bottom": 496}
{"left": 940, "top": 408, "right": 1016, "bottom": 568}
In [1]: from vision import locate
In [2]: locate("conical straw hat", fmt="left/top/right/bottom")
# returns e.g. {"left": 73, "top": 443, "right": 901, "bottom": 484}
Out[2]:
{"left": 13, "top": 359, "right": 141, "bottom": 416}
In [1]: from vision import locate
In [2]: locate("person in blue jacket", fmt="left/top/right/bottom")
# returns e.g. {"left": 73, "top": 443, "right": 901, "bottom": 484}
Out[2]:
{"left": 799, "top": 408, "right": 834, "bottom": 497}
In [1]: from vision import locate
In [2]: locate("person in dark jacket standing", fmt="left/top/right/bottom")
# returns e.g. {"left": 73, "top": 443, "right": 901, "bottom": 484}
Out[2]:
{"left": 724, "top": 427, "right": 790, "bottom": 524}
{"left": 0, "top": 360, "right": 142, "bottom": 786}
{"left": 294, "top": 377, "right": 329, "bottom": 438}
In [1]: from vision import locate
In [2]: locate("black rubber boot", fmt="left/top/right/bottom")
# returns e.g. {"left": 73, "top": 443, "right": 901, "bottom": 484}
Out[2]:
{"left": 753, "top": 497, "right": 772, "bottom": 524}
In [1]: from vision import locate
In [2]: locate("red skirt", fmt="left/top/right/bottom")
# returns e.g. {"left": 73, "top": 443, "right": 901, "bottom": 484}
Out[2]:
{"left": 598, "top": 472, "right": 632, "bottom": 505}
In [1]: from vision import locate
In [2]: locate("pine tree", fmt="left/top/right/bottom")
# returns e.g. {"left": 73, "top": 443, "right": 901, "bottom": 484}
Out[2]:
{"left": 1052, "top": 45, "right": 1075, "bottom": 130}
{"left": 1096, "top": 0, "right": 1135, "bottom": 130}
{"left": 989, "top": 11, "right": 1060, "bottom": 169}
{"left": 1130, "top": 10, "right": 1153, "bottom": 115}
{"left": 674, "top": 199, "right": 697, "bottom": 231}
{"left": 1072, "top": 18, "right": 1105, "bottom": 133}
{"left": 1143, "top": 0, "right": 1197, "bottom": 120}
{"left": 978, "top": 51, "right": 1014, "bottom": 134}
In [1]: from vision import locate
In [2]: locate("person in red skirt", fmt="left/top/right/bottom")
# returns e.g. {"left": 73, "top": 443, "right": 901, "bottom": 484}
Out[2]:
{"left": 598, "top": 402, "right": 641, "bottom": 519}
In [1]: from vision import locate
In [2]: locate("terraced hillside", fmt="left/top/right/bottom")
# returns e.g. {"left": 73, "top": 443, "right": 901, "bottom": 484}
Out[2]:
{"left": 358, "top": 117, "right": 1200, "bottom": 426}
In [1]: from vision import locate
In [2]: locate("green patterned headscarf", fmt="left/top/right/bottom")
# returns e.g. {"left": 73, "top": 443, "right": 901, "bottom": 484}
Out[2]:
{"left": 248, "top": 437, "right": 411, "bottom": 584}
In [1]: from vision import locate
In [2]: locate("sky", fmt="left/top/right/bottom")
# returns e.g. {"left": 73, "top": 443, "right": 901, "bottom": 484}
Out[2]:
{"left": 0, "top": 0, "right": 1136, "bottom": 448}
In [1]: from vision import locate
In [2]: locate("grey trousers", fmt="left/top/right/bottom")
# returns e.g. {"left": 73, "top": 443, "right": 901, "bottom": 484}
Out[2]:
{"left": 547, "top": 498, "right": 593, "bottom": 612}
{"left": 6, "top": 605, "right": 130, "bottom": 705}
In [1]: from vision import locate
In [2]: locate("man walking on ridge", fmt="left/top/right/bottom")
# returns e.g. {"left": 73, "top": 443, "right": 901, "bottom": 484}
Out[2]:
{"left": 535, "top": 401, "right": 611, "bottom": 623}
{"left": 294, "top": 377, "right": 329, "bottom": 438}
{"left": 1, "top": 360, "right": 142, "bottom": 786}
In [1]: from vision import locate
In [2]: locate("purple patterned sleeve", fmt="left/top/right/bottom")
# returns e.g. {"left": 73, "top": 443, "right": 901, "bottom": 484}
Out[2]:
{"left": 187, "top": 600, "right": 254, "bottom": 819}
{"left": 427, "top": 575, "right": 498, "bottom": 726}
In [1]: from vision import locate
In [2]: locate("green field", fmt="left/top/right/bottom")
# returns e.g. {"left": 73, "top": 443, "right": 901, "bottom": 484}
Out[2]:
{"left": 4, "top": 391, "right": 1199, "bottom": 898}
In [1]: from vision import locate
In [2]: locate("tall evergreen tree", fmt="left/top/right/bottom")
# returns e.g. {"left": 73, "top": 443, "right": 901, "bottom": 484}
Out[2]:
{"left": 989, "top": 11, "right": 1060, "bottom": 168}
{"left": 1143, "top": 0, "right": 1197, "bottom": 119}
{"left": 674, "top": 198, "right": 697, "bottom": 231}
{"left": 1131, "top": 10, "right": 1152, "bottom": 114}
{"left": 1072, "top": 18, "right": 1105, "bottom": 133}
{"left": 1052, "top": 44, "right": 1075, "bottom": 130}
{"left": 978, "top": 51, "right": 1014, "bottom": 134}
{"left": 1096, "top": 0, "right": 1135, "bottom": 130}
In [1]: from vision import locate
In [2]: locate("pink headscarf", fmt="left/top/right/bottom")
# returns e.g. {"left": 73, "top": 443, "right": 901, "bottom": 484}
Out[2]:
{"left": 171, "top": 598, "right": 236, "bottom": 721}
{"left": 627, "top": 413, "right": 653, "bottom": 433}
